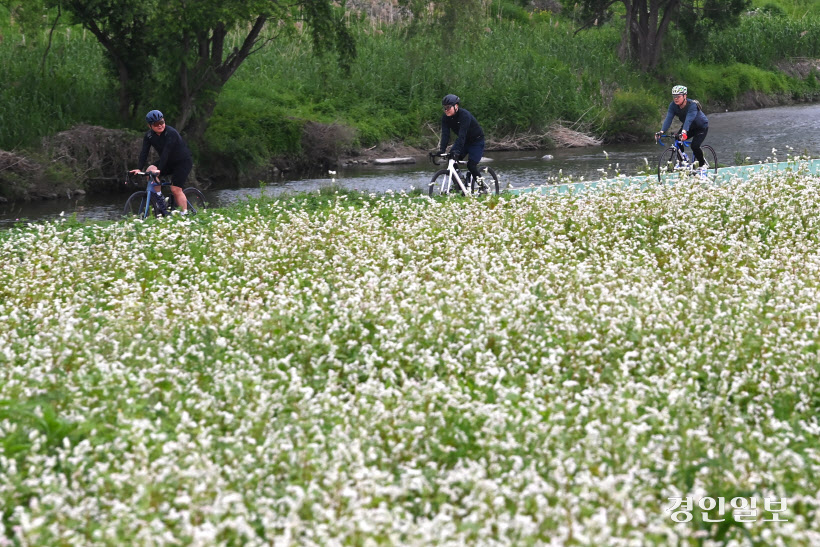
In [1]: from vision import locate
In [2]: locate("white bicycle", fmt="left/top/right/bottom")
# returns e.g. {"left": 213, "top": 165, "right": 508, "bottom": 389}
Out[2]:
{"left": 427, "top": 151, "right": 500, "bottom": 197}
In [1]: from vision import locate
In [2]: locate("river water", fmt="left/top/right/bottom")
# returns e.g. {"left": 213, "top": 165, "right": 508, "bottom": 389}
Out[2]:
{"left": 2, "top": 103, "right": 818, "bottom": 227}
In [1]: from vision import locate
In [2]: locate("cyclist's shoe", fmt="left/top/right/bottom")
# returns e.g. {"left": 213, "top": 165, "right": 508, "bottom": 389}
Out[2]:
{"left": 150, "top": 191, "right": 169, "bottom": 217}
{"left": 474, "top": 176, "right": 487, "bottom": 194}
{"left": 697, "top": 167, "right": 709, "bottom": 179}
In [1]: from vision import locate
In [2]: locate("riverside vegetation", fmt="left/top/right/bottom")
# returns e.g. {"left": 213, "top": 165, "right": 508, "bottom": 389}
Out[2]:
{"left": 1, "top": 0, "right": 819, "bottom": 200}
{"left": 1, "top": 160, "right": 820, "bottom": 543}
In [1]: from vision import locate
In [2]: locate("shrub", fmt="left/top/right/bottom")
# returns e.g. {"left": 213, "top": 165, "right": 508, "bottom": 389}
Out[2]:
{"left": 203, "top": 98, "right": 305, "bottom": 172}
{"left": 603, "top": 90, "right": 658, "bottom": 141}
{"left": 301, "top": 121, "right": 356, "bottom": 167}
{"left": 0, "top": 150, "right": 41, "bottom": 200}
{"left": 673, "top": 63, "right": 793, "bottom": 105}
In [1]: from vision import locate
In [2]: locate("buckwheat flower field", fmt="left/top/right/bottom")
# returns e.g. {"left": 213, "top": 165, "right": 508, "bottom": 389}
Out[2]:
{"left": 2, "top": 166, "right": 819, "bottom": 545}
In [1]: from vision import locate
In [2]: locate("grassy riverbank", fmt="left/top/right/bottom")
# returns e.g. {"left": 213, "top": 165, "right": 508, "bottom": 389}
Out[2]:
{"left": 2, "top": 6, "right": 819, "bottom": 151}
{"left": 2, "top": 165, "right": 819, "bottom": 544}
{"left": 1, "top": 3, "right": 819, "bottom": 197}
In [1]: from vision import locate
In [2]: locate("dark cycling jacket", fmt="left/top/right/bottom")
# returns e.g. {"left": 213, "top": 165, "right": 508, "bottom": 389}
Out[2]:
{"left": 138, "top": 125, "right": 192, "bottom": 172}
{"left": 661, "top": 99, "right": 709, "bottom": 134}
{"left": 440, "top": 108, "right": 484, "bottom": 156}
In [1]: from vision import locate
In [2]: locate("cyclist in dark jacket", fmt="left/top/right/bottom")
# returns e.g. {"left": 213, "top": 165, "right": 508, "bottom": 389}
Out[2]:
{"left": 129, "top": 109, "right": 193, "bottom": 213}
{"left": 439, "top": 94, "right": 485, "bottom": 183}
{"left": 658, "top": 85, "right": 710, "bottom": 175}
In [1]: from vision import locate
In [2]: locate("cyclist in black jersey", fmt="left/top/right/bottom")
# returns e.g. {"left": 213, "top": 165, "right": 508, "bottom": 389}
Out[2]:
{"left": 129, "top": 110, "right": 193, "bottom": 214}
{"left": 439, "top": 94, "right": 485, "bottom": 185}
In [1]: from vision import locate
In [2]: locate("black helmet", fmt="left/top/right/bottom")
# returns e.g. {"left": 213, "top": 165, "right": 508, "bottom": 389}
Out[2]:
{"left": 442, "top": 94, "right": 460, "bottom": 107}
{"left": 145, "top": 109, "right": 164, "bottom": 124}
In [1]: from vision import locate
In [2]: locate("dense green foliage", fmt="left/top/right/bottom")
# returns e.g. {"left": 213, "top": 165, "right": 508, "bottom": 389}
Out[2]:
{"left": 204, "top": 96, "right": 305, "bottom": 167}
{"left": 1, "top": 2, "right": 819, "bottom": 173}
{"left": 211, "top": 20, "right": 634, "bottom": 149}
{"left": 697, "top": 10, "right": 820, "bottom": 66}
{"left": 672, "top": 62, "right": 797, "bottom": 104}
{"left": 0, "top": 19, "right": 118, "bottom": 149}
{"left": 751, "top": 0, "right": 820, "bottom": 17}
{"left": 604, "top": 90, "right": 659, "bottom": 137}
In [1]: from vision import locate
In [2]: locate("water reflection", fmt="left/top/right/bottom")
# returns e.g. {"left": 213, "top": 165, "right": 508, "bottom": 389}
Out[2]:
{"left": 2, "top": 103, "right": 818, "bottom": 227}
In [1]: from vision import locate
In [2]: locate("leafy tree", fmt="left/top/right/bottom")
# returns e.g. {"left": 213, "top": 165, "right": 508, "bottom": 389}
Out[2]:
{"left": 151, "top": 0, "right": 356, "bottom": 140}
{"left": 570, "top": 0, "right": 749, "bottom": 71}
{"left": 8, "top": 0, "right": 355, "bottom": 141}
{"left": 677, "top": 0, "right": 751, "bottom": 55}
{"left": 61, "top": 0, "right": 157, "bottom": 121}
{"left": 3, "top": 0, "right": 63, "bottom": 75}
{"left": 2, "top": 0, "right": 47, "bottom": 41}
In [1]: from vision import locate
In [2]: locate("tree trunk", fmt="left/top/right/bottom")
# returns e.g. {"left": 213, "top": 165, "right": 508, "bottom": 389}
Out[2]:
{"left": 180, "top": 96, "right": 218, "bottom": 143}
{"left": 114, "top": 61, "right": 135, "bottom": 121}
{"left": 619, "top": 0, "right": 681, "bottom": 71}
{"left": 175, "top": 15, "right": 269, "bottom": 142}
{"left": 82, "top": 21, "right": 133, "bottom": 120}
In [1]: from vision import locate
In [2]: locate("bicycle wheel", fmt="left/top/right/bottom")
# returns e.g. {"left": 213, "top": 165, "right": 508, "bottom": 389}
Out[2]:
{"left": 429, "top": 169, "right": 457, "bottom": 197}
{"left": 183, "top": 188, "right": 207, "bottom": 215}
{"left": 472, "top": 166, "right": 500, "bottom": 196}
{"left": 657, "top": 147, "right": 679, "bottom": 181}
{"left": 700, "top": 145, "right": 718, "bottom": 177}
{"left": 123, "top": 191, "right": 151, "bottom": 218}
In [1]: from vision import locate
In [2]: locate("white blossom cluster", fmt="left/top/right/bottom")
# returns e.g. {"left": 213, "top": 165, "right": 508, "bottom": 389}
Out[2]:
{"left": 1, "top": 166, "right": 819, "bottom": 545}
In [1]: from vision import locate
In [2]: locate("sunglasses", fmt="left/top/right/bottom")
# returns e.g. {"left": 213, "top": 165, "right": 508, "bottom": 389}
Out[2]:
{"left": 151, "top": 119, "right": 166, "bottom": 127}
{"left": 443, "top": 105, "right": 455, "bottom": 111}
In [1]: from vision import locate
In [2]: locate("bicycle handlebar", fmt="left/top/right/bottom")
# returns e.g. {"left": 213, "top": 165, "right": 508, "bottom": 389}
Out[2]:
{"left": 655, "top": 134, "right": 691, "bottom": 147}
{"left": 125, "top": 170, "right": 171, "bottom": 186}
{"left": 428, "top": 151, "right": 467, "bottom": 167}
{"left": 429, "top": 151, "right": 449, "bottom": 166}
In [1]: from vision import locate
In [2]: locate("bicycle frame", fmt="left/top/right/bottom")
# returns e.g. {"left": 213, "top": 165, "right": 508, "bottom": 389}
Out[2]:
{"left": 656, "top": 134, "right": 692, "bottom": 165}
{"left": 429, "top": 153, "right": 471, "bottom": 195}
{"left": 655, "top": 133, "right": 719, "bottom": 182}
{"left": 127, "top": 171, "right": 201, "bottom": 218}
{"left": 137, "top": 171, "right": 163, "bottom": 218}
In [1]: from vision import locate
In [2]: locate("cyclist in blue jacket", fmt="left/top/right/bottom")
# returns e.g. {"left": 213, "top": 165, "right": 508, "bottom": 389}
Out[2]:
{"left": 439, "top": 94, "right": 486, "bottom": 185}
{"left": 657, "top": 85, "right": 710, "bottom": 176}
{"left": 129, "top": 110, "right": 193, "bottom": 214}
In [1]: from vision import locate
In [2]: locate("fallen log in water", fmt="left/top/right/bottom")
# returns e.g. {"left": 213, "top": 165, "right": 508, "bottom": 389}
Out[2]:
{"left": 373, "top": 157, "right": 416, "bottom": 165}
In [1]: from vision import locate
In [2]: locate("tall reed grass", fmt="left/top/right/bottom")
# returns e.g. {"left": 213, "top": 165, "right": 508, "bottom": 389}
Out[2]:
{"left": 751, "top": 0, "right": 820, "bottom": 18}
{"left": 697, "top": 11, "right": 820, "bottom": 67}
{"left": 0, "top": 19, "right": 118, "bottom": 150}
{"left": 210, "top": 18, "right": 639, "bottom": 163}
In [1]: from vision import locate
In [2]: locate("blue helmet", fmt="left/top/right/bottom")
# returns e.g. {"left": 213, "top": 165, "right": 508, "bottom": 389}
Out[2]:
{"left": 145, "top": 110, "right": 164, "bottom": 124}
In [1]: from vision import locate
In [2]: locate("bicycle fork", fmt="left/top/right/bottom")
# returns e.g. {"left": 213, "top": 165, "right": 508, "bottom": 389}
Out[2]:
{"left": 450, "top": 172, "right": 470, "bottom": 195}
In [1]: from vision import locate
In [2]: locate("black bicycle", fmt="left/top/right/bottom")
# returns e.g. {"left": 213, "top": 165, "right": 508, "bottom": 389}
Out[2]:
{"left": 656, "top": 133, "right": 718, "bottom": 181}
{"left": 124, "top": 171, "right": 207, "bottom": 218}
{"left": 428, "top": 152, "right": 500, "bottom": 197}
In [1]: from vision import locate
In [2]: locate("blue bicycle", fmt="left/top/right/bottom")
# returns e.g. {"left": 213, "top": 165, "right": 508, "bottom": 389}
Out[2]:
{"left": 656, "top": 133, "right": 717, "bottom": 181}
{"left": 123, "top": 171, "right": 207, "bottom": 218}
